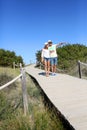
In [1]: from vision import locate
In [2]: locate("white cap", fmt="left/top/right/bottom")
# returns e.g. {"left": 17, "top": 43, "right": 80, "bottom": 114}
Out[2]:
{"left": 48, "top": 40, "right": 52, "bottom": 42}
{"left": 44, "top": 42, "right": 48, "bottom": 45}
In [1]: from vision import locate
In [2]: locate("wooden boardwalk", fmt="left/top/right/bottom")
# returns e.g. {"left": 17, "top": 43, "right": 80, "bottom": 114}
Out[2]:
{"left": 25, "top": 64, "right": 87, "bottom": 130}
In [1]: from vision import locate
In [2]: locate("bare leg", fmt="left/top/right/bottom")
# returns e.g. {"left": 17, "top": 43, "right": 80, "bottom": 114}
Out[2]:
{"left": 44, "top": 60, "right": 49, "bottom": 76}
{"left": 51, "top": 65, "right": 54, "bottom": 73}
{"left": 47, "top": 61, "right": 50, "bottom": 76}
{"left": 53, "top": 65, "right": 57, "bottom": 73}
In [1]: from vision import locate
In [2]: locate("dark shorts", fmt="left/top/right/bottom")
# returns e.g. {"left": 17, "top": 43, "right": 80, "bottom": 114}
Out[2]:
{"left": 44, "top": 57, "right": 50, "bottom": 62}
{"left": 50, "top": 57, "right": 58, "bottom": 65}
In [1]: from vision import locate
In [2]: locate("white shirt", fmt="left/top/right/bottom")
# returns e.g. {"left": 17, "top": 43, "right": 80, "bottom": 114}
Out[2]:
{"left": 41, "top": 49, "right": 50, "bottom": 58}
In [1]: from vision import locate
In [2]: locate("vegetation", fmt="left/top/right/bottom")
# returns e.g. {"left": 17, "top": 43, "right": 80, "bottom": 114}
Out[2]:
{"left": 0, "top": 49, "right": 24, "bottom": 67}
{"left": 36, "top": 43, "right": 87, "bottom": 75}
{"left": 1, "top": 43, "right": 87, "bottom": 129}
{"left": 0, "top": 67, "right": 67, "bottom": 130}
{"left": 57, "top": 44, "right": 87, "bottom": 70}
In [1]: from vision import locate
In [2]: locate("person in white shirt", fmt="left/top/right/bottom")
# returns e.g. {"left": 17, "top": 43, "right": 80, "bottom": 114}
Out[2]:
{"left": 48, "top": 40, "right": 64, "bottom": 75}
{"left": 41, "top": 42, "right": 50, "bottom": 77}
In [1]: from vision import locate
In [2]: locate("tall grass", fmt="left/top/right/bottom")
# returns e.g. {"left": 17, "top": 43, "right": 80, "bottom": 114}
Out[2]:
{"left": 0, "top": 67, "right": 66, "bottom": 130}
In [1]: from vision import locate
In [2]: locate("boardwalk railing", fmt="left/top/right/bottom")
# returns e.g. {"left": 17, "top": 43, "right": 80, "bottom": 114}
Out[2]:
{"left": 78, "top": 60, "right": 87, "bottom": 78}
{"left": 13, "top": 62, "right": 22, "bottom": 69}
{"left": 0, "top": 64, "right": 28, "bottom": 116}
{"left": 0, "top": 74, "right": 22, "bottom": 90}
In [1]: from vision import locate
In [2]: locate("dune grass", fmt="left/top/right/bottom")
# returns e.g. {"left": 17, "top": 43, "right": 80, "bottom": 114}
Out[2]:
{"left": 0, "top": 67, "right": 67, "bottom": 130}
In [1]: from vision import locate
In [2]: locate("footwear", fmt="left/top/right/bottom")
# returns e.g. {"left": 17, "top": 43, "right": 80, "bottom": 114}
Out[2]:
{"left": 54, "top": 73, "right": 57, "bottom": 76}
{"left": 51, "top": 73, "right": 57, "bottom": 76}
{"left": 51, "top": 73, "right": 55, "bottom": 76}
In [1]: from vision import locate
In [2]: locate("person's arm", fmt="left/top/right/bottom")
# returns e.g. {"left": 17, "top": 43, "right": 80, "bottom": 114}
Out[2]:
{"left": 56, "top": 42, "right": 66, "bottom": 48}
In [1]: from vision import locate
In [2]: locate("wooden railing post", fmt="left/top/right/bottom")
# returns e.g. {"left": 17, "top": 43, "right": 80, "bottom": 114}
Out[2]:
{"left": 20, "top": 64, "right": 28, "bottom": 116}
{"left": 78, "top": 60, "right": 82, "bottom": 78}
{"left": 13, "top": 62, "right": 15, "bottom": 69}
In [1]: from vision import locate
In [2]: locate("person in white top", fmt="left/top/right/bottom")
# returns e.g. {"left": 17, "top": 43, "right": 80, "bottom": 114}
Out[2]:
{"left": 41, "top": 42, "right": 50, "bottom": 77}
{"left": 48, "top": 40, "right": 64, "bottom": 75}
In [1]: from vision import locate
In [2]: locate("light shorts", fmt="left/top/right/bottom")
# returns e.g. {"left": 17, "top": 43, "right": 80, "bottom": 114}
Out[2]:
{"left": 44, "top": 57, "right": 50, "bottom": 62}
{"left": 50, "top": 57, "right": 58, "bottom": 65}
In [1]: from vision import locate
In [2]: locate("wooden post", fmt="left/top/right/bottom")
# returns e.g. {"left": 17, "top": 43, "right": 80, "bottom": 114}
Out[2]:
{"left": 13, "top": 62, "right": 15, "bottom": 69}
{"left": 20, "top": 63, "right": 22, "bottom": 69}
{"left": 78, "top": 60, "right": 82, "bottom": 78}
{"left": 20, "top": 65, "right": 28, "bottom": 116}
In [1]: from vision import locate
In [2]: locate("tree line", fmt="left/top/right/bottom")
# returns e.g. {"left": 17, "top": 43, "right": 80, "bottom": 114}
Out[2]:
{"left": 0, "top": 49, "right": 24, "bottom": 67}
{"left": 36, "top": 43, "right": 87, "bottom": 71}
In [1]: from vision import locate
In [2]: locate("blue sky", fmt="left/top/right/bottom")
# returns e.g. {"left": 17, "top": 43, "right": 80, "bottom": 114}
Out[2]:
{"left": 0, "top": 0, "right": 87, "bottom": 64}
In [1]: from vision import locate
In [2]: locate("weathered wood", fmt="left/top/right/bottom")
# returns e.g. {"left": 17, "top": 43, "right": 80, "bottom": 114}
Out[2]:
{"left": 20, "top": 67, "right": 28, "bottom": 116}
{"left": 0, "top": 74, "right": 22, "bottom": 90}
{"left": 13, "top": 62, "right": 15, "bottom": 69}
{"left": 78, "top": 60, "right": 82, "bottom": 78}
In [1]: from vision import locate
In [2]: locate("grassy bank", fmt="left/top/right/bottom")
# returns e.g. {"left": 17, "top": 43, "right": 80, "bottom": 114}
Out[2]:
{"left": 0, "top": 67, "right": 67, "bottom": 130}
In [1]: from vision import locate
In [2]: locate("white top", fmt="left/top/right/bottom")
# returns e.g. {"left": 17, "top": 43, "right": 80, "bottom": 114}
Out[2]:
{"left": 41, "top": 49, "right": 50, "bottom": 58}
{"left": 48, "top": 44, "right": 57, "bottom": 58}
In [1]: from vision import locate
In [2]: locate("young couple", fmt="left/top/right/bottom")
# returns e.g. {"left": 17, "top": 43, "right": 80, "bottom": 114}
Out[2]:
{"left": 41, "top": 40, "right": 64, "bottom": 77}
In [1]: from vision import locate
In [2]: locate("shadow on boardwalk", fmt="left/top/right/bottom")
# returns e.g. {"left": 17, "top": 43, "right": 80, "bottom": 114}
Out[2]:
{"left": 38, "top": 72, "right": 46, "bottom": 76}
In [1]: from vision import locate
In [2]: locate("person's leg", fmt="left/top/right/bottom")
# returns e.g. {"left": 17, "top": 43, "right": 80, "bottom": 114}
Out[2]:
{"left": 50, "top": 58, "right": 56, "bottom": 76}
{"left": 50, "top": 58, "right": 54, "bottom": 73}
{"left": 47, "top": 59, "right": 50, "bottom": 75}
{"left": 53, "top": 57, "right": 57, "bottom": 73}
{"left": 53, "top": 65, "right": 56, "bottom": 73}
{"left": 44, "top": 59, "right": 48, "bottom": 76}
{"left": 45, "top": 58, "right": 51, "bottom": 77}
